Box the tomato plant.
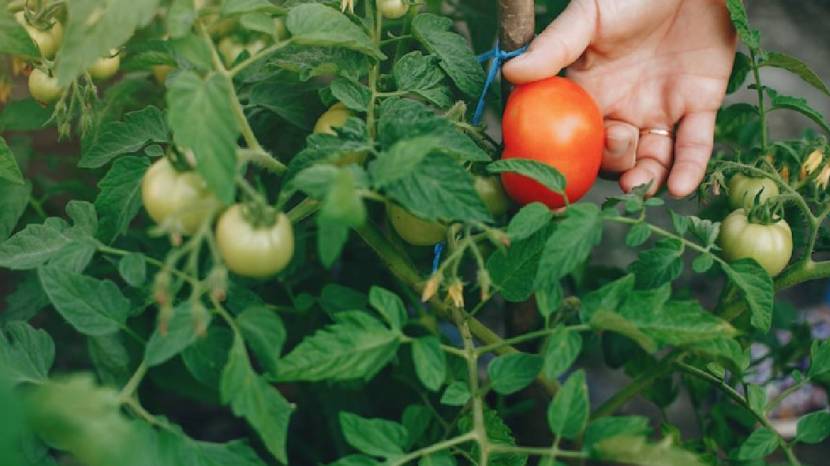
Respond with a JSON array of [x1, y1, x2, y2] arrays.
[[0, 1, 829, 466], [728, 173, 779, 209], [215, 204, 295, 278], [500, 76, 604, 208]]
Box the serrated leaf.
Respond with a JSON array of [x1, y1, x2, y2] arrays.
[[0, 137, 23, 185], [488, 353, 543, 395], [488, 224, 552, 302], [0, 224, 71, 270], [286, 4, 383, 59], [625, 222, 651, 247], [38, 267, 130, 336], [144, 304, 200, 367], [167, 71, 239, 203], [0, 322, 54, 385], [629, 239, 683, 289], [339, 412, 408, 458], [237, 306, 286, 376], [795, 411, 830, 444], [547, 370, 589, 439], [722, 259, 774, 331], [80, 106, 169, 168], [726, 0, 759, 49], [735, 427, 779, 460], [411, 336, 446, 392], [411, 14, 484, 98], [183, 326, 232, 388], [274, 311, 399, 382], [507, 202, 553, 241], [118, 253, 146, 287], [535, 203, 602, 286], [487, 159, 566, 196], [368, 286, 407, 330], [583, 416, 652, 450], [0, 5, 39, 57], [543, 327, 582, 379], [762, 52, 830, 97], [220, 337, 292, 463], [769, 91, 830, 135], [440, 381, 471, 406], [0, 180, 31, 242], [56, 0, 161, 85], [331, 77, 371, 112], [808, 339, 830, 378], [95, 156, 150, 243]]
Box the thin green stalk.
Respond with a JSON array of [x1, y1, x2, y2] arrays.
[[118, 361, 148, 403], [749, 49, 769, 150], [475, 324, 590, 355], [228, 39, 293, 78], [386, 433, 476, 466], [455, 308, 489, 464], [591, 352, 679, 419], [488, 444, 587, 459]]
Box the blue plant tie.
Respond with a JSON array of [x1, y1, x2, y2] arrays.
[[430, 41, 527, 274], [471, 40, 528, 126], [431, 242, 444, 274]]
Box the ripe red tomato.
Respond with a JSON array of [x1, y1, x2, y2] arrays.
[[500, 77, 604, 209]]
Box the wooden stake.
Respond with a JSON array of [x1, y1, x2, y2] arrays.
[[498, 0, 535, 51]]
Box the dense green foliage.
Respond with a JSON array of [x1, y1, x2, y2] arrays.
[[0, 0, 829, 465]]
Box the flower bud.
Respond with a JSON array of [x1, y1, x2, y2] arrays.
[[780, 166, 790, 183], [447, 280, 464, 308], [191, 301, 210, 336], [158, 301, 174, 336], [478, 269, 492, 301], [421, 273, 441, 302], [800, 149, 824, 179], [817, 164, 830, 191], [153, 271, 171, 305], [207, 267, 228, 302]]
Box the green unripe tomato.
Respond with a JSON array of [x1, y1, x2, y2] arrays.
[[313, 103, 352, 135], [380, 0, 409, 19], [728, 174, 779, 209], [28, 69, 63, 105], [88, 50, 120, 81], [475, 176, 510, 217], [215, 204, 295, 278], [16, 12, 61, 59], [719, 208, 792, 277], [387, 203, 447, 246], [152, 65, 175, 85], [141, 158, 218, 235]]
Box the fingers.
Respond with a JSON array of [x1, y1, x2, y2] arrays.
[[501, 0, 596, 84], [602, 120, 639, 172], [619, 131, 673, 195], [667, 111, 716, 198]]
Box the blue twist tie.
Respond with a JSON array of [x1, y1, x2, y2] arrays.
[[431, 242, 444, 274], [430, 41, 526, 273], [471, 40, 528, 126]]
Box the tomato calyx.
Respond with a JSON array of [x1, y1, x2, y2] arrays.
[[238, 202, 280, 230]]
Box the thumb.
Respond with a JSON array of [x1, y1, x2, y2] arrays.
[[501, 0, 596, 84]]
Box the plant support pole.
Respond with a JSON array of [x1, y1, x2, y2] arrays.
[[498, 0, 534, 52]]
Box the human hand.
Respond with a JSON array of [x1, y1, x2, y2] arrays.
[[502, 0, 737, 197]]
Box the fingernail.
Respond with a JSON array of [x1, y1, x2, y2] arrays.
[[606, 126, 631, 156]]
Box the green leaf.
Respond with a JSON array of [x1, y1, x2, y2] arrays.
[[625, 222, 651, 247], [419, 452, 456, 466], [440, 381, 471, 406], [735, 427, 779, 460], [88, 334, 131, 387], [144, 304, 201, 367], [722, 259, 774, 331], [274, 311, 399, 382], [25, 375, 138, 466], [1, 273, 50, 324], [761, 52, 830, 97], [237, 306, 286, 376], [0, 223, 71, 270], [0, 3, 38, 57], [727, 52, 752, 94], [458, 409, 526, 466], [580, 274, 635, 323], [118, 253, 146, 287], [686, 337, 749, 373], [547, 370, 589, 439], [328, 455, 379, 466], [726, 0, 759, 49], [590, 311, 656, 354], [95, 156, 150, 243], [339, 412, 408, 458], [747, 384, 766, 418], [808, 339, 830, 378], [0, 137, 23, 185], [488, 353, 543, 395], [167, 71, 239, 204], [411, 336, 446, 392], [38, 267, 130, 336], [384, 153, 491, 223], [507, 202, 553, 241], [331, 77, 371, 112], [629, 239, 683, 289], [768, 90, 830, 135], [316, 168, 366, 267], [487, 159, 566, 197], [487, 225, 552, 302], [56, 0, 161, 84], [222, 0, 281, 15], [795, 411, 830, 444], [183, 326, 232, 388], [411, 14, 484, 98], [286, 4, 384, 59], [167, 0, 197, 38], [542, 327, 582, 379], [593, 435, 705, 466], [0, 321, 54, 385], [692, 253, 714, 273], [0, 98, 53, 132], [393, 51, 453, 108], [535, 203, 602, 286], [249, 78, 324, 131], [220, 337, 293, 464], [79, 106, 169, 168], [368, 287, 408, 330], [583, 416, 652, 450], [267, 44, 370, 81], [0, 180, 32, 241]]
